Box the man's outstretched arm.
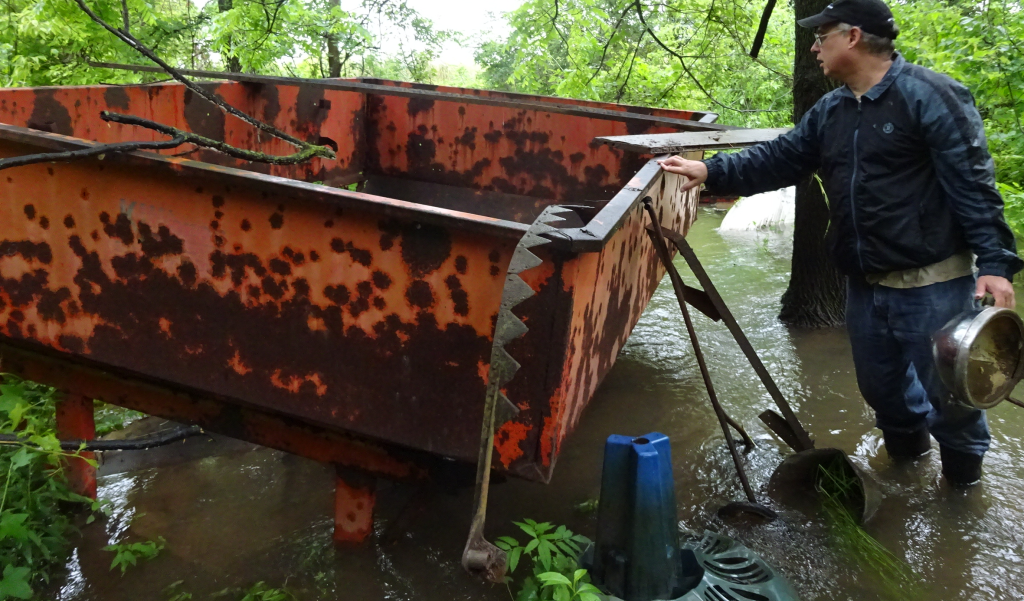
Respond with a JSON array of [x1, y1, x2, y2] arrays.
[[659, 94, 834, 196]]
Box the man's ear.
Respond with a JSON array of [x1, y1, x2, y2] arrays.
[[848, 27, 863, 49]]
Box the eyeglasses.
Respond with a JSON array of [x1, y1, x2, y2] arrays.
[[813, 29, 844, 46]]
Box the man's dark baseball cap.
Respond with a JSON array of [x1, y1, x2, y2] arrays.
[[797, 0, 899, 39]]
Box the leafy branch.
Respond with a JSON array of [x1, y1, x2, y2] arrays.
[[0, 0, 336, 173], [632, 0, 781, 114]]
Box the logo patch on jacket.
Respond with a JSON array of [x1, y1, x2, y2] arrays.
[[882, 122, 894, 134]]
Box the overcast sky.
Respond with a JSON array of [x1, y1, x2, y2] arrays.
[[378, 0, 526, 66]]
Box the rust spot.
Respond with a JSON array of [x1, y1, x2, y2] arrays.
[[490, 265, 500, 276], [1, 241, 53, 264], [269, 213, 284, 229], [212, 195, 225, 208], [356, 281, 372, 299], [240, 219, 251, 232], [63, 215, 76, 229], [80, 188, 90, 200], [329, 238, 372, 266], [324, 284, 350, 305], [269, 258, 291, 276], [23, 204, 35, 220], [103, 213, 134, 246], [488, 249, 500, 263], [138, 223, 184, 256], [405, 280, 434, 309], [27, 89, 72, 135], [371, 271, 391, 290], [184, 85, 226, 141], [400, 223, 451, 278], [309, 250, 320, 262], [407, 97, 434, 117], [177, 261, 197, 287], [455, 256, 468, 274], [104, 86, 130, 111], [39, 217, 49, 230], [445, 275, 469, 316]]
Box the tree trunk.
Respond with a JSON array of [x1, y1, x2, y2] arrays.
[[218, 0, 242, 73], [326, 0, 342, 77], [778, 0, 845, 327]]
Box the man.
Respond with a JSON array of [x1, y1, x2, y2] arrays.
[[659, 0, 1023, 486]]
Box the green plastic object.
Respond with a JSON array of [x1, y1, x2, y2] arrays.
[[596, 529, 801, 601]]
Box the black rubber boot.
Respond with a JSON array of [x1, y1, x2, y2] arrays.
[[882, 428, 931, 460], [940, 446, 983, 487]]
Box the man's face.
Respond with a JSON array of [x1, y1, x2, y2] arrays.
[[811, 24, 853, 78]]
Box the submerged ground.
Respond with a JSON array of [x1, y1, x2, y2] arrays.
[[51, 207, 1024, 600]]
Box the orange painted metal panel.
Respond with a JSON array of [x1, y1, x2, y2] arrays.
[[0, 79, 705, 482]]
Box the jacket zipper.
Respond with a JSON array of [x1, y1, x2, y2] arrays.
[[850, 98, 866, 273]]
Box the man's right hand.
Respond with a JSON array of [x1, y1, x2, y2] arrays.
[[657, 156, 708, 191]]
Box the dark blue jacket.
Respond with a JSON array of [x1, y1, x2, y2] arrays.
[[704, 54, 1023, 280]]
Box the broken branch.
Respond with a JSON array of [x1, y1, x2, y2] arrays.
[[0, 137, 186, 171]]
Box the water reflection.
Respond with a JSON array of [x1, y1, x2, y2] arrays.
[[51, 208, 1024, 600]]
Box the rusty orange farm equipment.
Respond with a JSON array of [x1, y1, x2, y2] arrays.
[[0, 73, 717, 570]]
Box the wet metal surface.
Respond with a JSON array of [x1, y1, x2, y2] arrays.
[[48, 209, 1024, 600]]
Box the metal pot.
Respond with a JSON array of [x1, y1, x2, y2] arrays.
[[933, 306, 1024, 409]]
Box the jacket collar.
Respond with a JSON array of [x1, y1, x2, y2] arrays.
[[838, 53, 905, 101]]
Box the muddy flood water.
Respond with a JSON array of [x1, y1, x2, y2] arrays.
[[49, 207, 1024, 601]]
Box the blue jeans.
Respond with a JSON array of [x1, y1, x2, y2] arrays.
[[846, 275, 990, 456]]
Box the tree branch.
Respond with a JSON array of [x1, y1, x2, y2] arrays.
[[616, 30, 645, 102], [1, 0, 338, 172], [749, 0, 777, 59], [0, 137, 185, 171], [633, 1, 781, 114], [100, 112, 334, 164], [72, 0, 330, 153], [120, 0, 130, 33], [584, 1, 636, 89]]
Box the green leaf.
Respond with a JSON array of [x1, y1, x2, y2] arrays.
[[538, 542, 551, 571], [0, 565, 33, 600], [536, 572, 572, 587], [573, 569, 587, 586], [509, 546, 523, 573], [524, 538, 540, 554]]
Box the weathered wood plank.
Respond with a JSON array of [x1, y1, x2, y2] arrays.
[[596, 127, 792, 153]]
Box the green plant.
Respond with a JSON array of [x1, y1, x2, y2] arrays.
[[816, 460, 923, 600], [495, 519, 594, 601], [536, 570, 602, 601], [163, 580, 193, 601], [0, 375, 102, 600], [93, 401, 145, 437], [998, 181, 1024, 239], [238, 582, 297, 601], [104, 536, 166, 574]]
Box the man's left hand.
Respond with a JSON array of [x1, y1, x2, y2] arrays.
[[975, 275, 1016, 309]]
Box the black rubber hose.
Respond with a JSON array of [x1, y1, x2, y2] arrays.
[[0, 424, 204, 451]]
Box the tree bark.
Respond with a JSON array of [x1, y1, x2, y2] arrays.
[[778, 0, 845, 327], [326, 0, 342, 77], [218, 0, 241, 73]]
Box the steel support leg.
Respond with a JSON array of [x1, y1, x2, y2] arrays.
[[55, 393, 97, 498], [334, 466, 375, 544]]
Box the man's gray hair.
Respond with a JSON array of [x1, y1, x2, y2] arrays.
[[836, 22, 895, 56]]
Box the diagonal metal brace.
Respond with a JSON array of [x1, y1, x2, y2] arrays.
[[648, 224, 815, 453]]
